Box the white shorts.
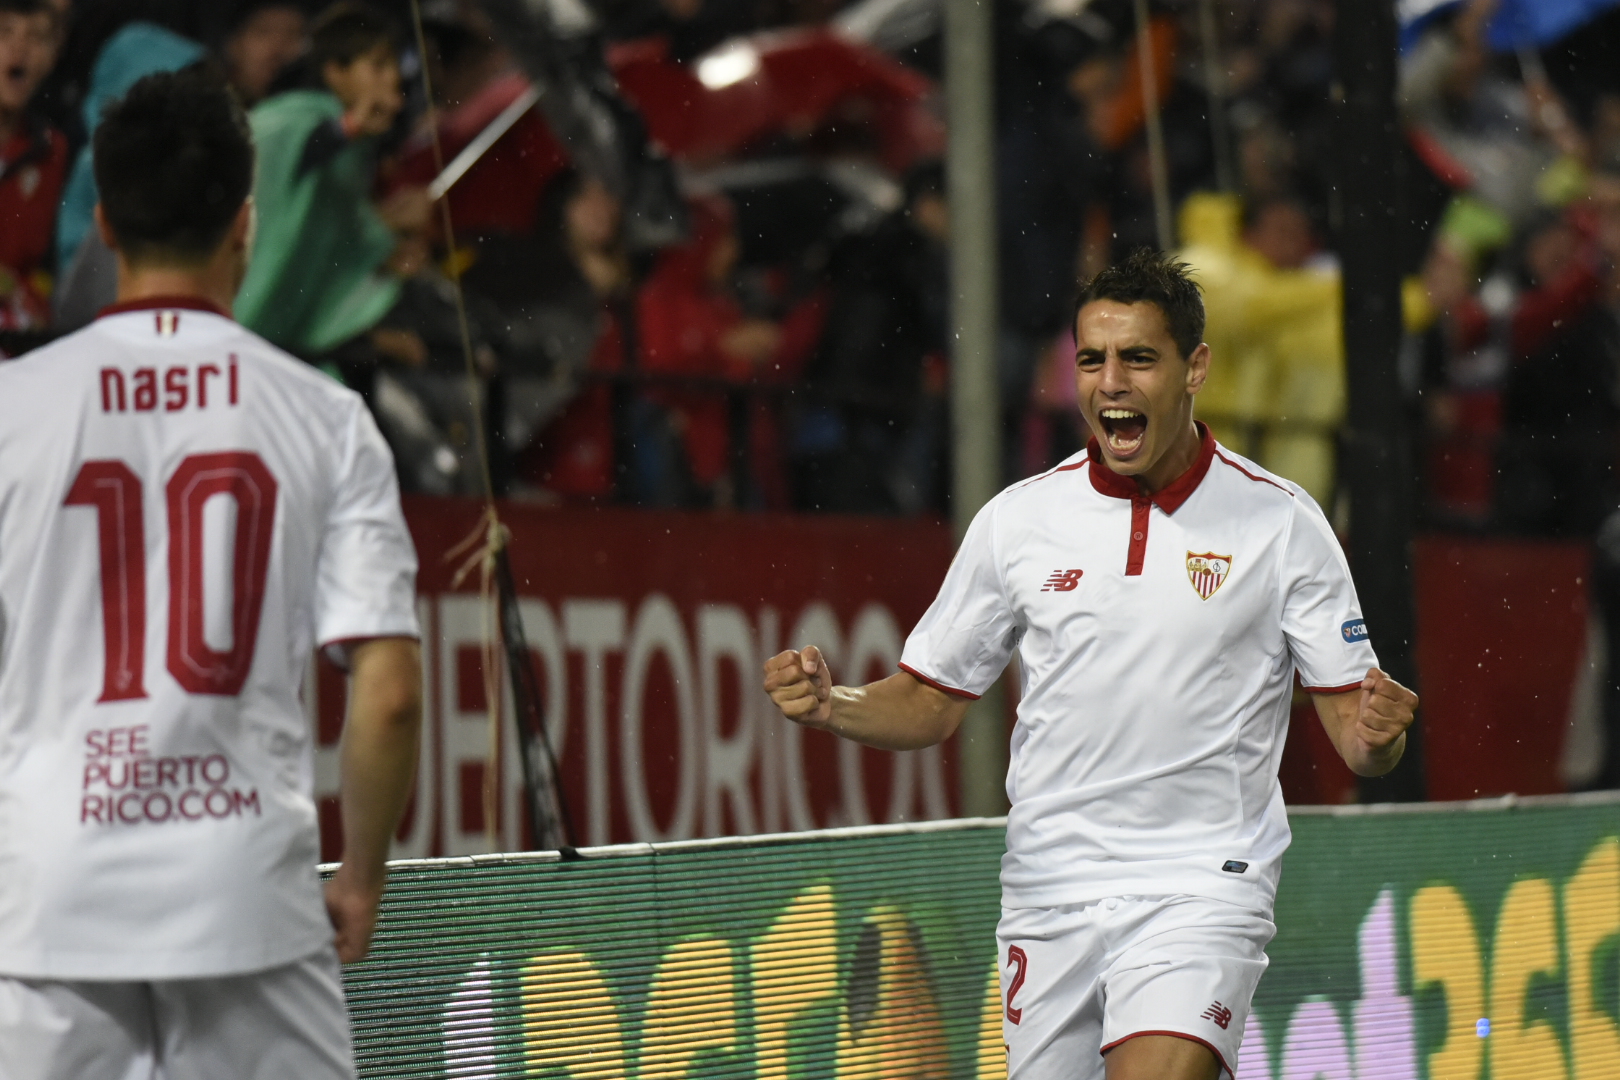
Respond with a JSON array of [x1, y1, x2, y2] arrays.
[[0, 947, 355, 1080], [997, 894, 1274, 1080]]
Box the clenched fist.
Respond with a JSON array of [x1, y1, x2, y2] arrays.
[[761, 646, 970, 751], [763, 646, 834, 729], [1356, 667, 1418, 749], [1312, 666, 1419, 777]]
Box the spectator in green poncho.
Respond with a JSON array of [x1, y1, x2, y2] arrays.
[[234, 1, 431, 366]]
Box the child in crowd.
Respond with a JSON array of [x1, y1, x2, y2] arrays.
[[234, 1, 431, 369]]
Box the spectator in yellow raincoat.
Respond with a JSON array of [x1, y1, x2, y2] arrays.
[[1178, 192, 1344, 507]]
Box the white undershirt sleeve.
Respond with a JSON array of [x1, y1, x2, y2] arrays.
[[1280, 492, 1379, 692], [313, 401, 421, 660], [899, 496, 1018, 698]]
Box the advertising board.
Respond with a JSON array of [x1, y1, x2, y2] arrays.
[[342, 797, 1620, 1079], [306, 506, 1601, 858], [307, 500, 960, 860]]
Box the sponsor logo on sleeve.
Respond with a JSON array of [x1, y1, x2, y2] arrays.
[[1222, 860, 1249, 874], [1342, 619, 1369, 643]]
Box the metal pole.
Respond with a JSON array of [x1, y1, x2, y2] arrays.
[[1334, 0, 1425, 801], [944, 0, 1006, 816], [1133, 0, 1174, 250], [1198, 0, 1235, 192]]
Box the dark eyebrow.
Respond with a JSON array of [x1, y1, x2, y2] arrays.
[[1075, 345, 1160, 362]]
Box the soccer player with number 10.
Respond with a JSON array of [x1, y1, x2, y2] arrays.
[[0, 70, 421, 1078], [765, 250, 1418, 1080]]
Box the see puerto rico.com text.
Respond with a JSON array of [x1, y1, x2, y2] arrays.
[[81, 725, 260, 826]]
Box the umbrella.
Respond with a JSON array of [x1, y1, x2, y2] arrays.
[[475, 0, 687, 251], [395, 28, 943, 225], [609, 28, 944, 175], [1400, 0, 1620, 51]]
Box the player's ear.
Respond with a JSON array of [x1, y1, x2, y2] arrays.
[[93, 203, 118, 252], [1185, 342, 1211, 396], [229, 198, 256, 253]]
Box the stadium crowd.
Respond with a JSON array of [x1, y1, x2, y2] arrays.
[[3, 0, 1620, 529]]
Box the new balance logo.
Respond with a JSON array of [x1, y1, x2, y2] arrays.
[[1201, 1002, 1233, 1030], [1040, 569, 1083, 592]]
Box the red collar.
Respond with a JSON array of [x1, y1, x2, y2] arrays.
[[97, 296, 231, 320], [1087, 421, 1216, 514]]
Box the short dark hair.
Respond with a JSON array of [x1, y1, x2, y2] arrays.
[[310, 1, 399, 70], [0, 0, 51, 15], [94, 66, 254, 265], [227, 0, 308, 35], [1071, 248, 1205, 359]]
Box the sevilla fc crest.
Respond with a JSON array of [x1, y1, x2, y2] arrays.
[[1186, 552, 1232, 600]]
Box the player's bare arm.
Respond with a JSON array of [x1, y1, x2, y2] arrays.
[[327, 637, 422, 963], [763, 646, 971, 751], [1311, 666, 1419, 777]]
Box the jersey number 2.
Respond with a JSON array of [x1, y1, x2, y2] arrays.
[[1005, 944, 1027, 1025], [66, 453, 279, 700]]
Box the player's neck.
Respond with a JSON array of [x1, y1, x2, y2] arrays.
[[1134, 419, 1203, 494], [114, 263, 237, 318]]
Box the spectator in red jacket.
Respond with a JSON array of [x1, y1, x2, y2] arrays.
[[637, 194, 824, 507], [1496, 208, 1618, 534], [0, 0, 65, 335]]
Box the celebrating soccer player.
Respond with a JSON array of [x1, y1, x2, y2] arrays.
[[765, 249, 1418, 1080], [0, 70, 421, 1078]]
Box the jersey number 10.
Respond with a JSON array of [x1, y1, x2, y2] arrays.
[[65, 452, 279, 701]]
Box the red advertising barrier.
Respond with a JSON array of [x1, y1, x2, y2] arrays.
[[1413, 535, 1589, 801], [308, 509, 1597, 858], [308, 500, 959, 860], [1277, 535, 1591, 805]]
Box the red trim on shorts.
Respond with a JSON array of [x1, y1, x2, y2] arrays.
[[1100, 1030, 1232, 1077], [1302, 681, 1362, 694], [898, 663, 981, 700]]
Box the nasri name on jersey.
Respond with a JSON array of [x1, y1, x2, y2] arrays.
[[99, 356, 240, 414]]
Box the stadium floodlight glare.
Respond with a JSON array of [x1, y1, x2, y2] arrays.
[[696, 42, 761, 89]]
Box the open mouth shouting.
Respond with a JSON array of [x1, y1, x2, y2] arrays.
[[1098, 407, 1148, 458]]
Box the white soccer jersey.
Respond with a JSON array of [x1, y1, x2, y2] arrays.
[[0, 299, 419, 980], [901, 425, 1376, 911]]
